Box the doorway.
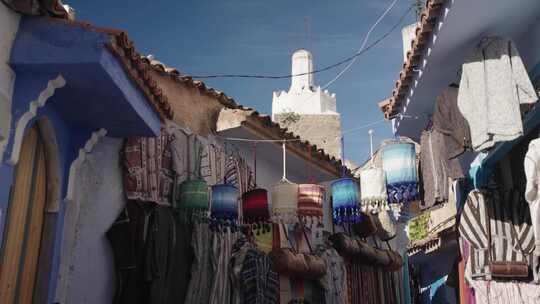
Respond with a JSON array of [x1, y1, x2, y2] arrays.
[[0, 124, 49, 304]]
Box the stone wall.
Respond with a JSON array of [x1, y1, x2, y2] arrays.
[[275, 113, 342, 159]]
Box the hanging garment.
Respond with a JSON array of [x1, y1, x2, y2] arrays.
[[209, 227, 238, 304], [240, 247, 280, 304], [457, 36, 537, 151], [169, 127, 190, 183], [107, 202, 176, 304], [420, 129, 464, 209], [317, 248, 347, 304], [167, 212, 194, 304], [524, 138, 540, 282], [184, 221, 213, 304], [458, 189, 535, 280], [469, 280, 540, 304], [230, 237, 252, 304], [122, 129, 174, 205], [360, 167, 388, 212], [382, 141, 419, 205], [432, 86, 472, 159]]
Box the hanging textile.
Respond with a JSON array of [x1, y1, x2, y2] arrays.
[[524, 138, 540, 283], [420, 129, 464, 210], [210, 184, 239, 221], [297, 184, 325, 224], [360, 167, 388, 213], [184, 221, 213, 304], [382, 141, 419, 205], [432, 86, 472, 159], [209, 226, 239, 304], [122, 128, 174, 205], [331, 178, 360, 224], [107, 201, 176, 304], [468, 280, 540, 304], [457, 36, 537, 151], [459, 189, 535, 280]]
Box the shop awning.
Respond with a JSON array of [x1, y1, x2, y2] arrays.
[[8, 17, 172, 138]]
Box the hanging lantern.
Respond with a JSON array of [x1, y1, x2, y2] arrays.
[[175, 179, 209, 211], [297, 184, 325, 223], [331, 178, 360, 224], [210, 184, 239, 220], [360, 167, 388, 212], [242, 188, 270, 223], [382, 141, 419, 205], [271, 181, 299, 223]]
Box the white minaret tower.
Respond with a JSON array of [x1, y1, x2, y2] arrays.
[[272, 49, 342, 158]]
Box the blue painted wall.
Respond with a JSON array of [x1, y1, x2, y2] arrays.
[[0, 16, 165, 303]]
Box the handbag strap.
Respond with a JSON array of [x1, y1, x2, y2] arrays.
[[299, 221, 314, 253], [281, 221, 298, 253]]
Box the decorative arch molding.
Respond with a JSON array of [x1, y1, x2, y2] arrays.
[[6, 74, 66, 166], [64, 128, 108, 204]]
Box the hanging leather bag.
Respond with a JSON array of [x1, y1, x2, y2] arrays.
[[269, 222, 326, 279], [372, 210, 396, 241], [486, 199, 529, 278], [352, 212, 378, 238]]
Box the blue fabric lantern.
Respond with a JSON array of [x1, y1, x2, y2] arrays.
[[210, 184, 239, 221], [382, 141, 419, 204], [331, 178, 360, 224]]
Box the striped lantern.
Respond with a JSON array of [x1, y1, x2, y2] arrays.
[[271, 181, 299, 223], [175, 179, 209, 211], [210, 184, 239, 220], [331, 178, 360, 224], [297, 184, 325, 224], [242, 188, 270, 223], [381, 142, 419, 205]]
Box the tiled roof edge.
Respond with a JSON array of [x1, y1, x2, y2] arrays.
[[380, 0, 447, 119]]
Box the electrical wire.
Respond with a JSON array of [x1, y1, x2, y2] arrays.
[[190, 3, 414, 80]]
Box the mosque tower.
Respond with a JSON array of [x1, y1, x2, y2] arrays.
[[272, 49, 342, 159]]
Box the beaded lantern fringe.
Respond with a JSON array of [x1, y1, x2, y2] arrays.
[[333, 206, 361, 225]]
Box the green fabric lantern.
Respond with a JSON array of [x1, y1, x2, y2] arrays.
[[175, 179, 209, 211]]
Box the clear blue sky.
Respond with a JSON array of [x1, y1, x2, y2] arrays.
[[68, 0, 416, 164]]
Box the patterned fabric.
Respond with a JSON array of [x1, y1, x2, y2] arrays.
[[297, 184, 325, 219], [122, 129, 174, 205], [209, 228, 238, 304], [382, 142, 419, 204], [230, 238, 252, 304], [360, 167, 388, 212], [459, 189, 535, 279], [318, 248, 347, 304], [458, 36, 537, 151], [240, 248, 280, 304], [469, 280, 540, 304]]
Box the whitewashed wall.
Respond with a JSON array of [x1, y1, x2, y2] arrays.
[[0, 5, 20, 161], [55, 137, 124, 304]]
